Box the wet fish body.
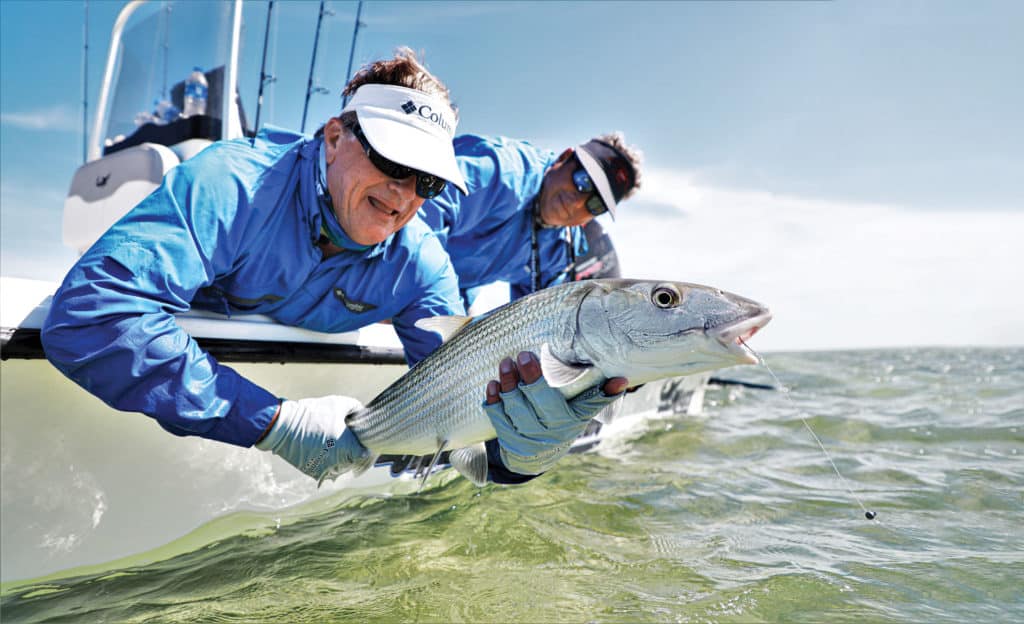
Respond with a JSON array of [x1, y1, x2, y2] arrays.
[[344, 279, 771, 483]]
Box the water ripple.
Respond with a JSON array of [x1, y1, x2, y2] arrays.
[[3, 347, 1022, 623]]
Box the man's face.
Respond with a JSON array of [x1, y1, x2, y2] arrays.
[[537, 148, 598, 227], [322, 117, 423, 246]]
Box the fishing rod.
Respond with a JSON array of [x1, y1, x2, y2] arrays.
[[300, 0, 332, 133], [82, 0, 89, 164], [708, 377, 776, 391], [251, 0, 275, 146], [160, 2, 170, 103], [341, 0, 364, 108]]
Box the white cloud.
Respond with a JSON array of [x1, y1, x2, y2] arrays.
[[1, 105, 81, 132], [603, 168, 1024, 351]]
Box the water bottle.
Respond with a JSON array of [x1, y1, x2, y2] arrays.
[[134, 110, 157, 127], [183, 67, 208, 117], [153, 98, 180, 124]]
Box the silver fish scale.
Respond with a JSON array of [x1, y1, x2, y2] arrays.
[[346, 283, 588, 456]]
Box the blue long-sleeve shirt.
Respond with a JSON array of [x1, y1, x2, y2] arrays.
[[418, 134, 585, 307], [42, 128, 464, 447]]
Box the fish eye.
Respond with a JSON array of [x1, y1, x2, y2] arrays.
[[652, 285, 680, 308]]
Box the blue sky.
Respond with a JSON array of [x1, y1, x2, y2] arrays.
[[1, 0, 1021, 350]]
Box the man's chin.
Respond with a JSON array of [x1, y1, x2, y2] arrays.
[[350, 209, 418, 246], [355, 232, 390, 246]]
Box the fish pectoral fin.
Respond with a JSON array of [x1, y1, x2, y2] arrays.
[[414, 315, 475, 343], [449, 443, 489, 486], [418, 439, 449, 491], [540, 343, 593, 388]]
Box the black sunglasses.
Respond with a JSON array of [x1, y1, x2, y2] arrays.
[[571, 165, 608, 217], [350, 123, 447, 199]]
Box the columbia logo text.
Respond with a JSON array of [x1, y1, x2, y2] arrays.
[[303, 438, 336, 476], [333, 288, 378, 313], [400, 100, 453, 135]]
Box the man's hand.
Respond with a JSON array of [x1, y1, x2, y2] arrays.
[[255, 396, 369, 482], [482, 351, 628, 476]]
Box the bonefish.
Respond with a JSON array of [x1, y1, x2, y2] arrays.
[[340, 279, 771, 484]]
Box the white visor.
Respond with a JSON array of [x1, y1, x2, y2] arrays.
[[342, 84, 467, 194], [575, 145, 618, 220]]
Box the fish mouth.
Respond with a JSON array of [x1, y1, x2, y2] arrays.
[[711, 308, 772, 363]]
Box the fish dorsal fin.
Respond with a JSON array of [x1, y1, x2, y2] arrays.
[[540, 343, 593, 388], [414, 315, 474, 343], [449, 443, 489, 486]]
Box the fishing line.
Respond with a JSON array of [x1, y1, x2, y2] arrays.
[[740, 338, 877, 521]]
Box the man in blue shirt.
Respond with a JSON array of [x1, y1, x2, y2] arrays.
[[419, 132, 642, 310], [42, 50, 626, 486]]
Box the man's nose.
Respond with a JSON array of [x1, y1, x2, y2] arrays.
[[567, 192, 594, 224], [388, 175, 418, 200], [569, 190, 589, 212]]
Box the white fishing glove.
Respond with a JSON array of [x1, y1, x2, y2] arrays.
[[255, 396, 370, 482]]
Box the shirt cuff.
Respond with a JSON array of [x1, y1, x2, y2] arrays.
[[203, 368, 282, 447], [485, 439, 541, 485]]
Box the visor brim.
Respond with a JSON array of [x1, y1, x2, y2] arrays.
[[575, 146, 616, 219], [357, 111, 467, 195]]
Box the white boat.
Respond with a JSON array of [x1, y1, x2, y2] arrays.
[[0, 0, 709, 584]]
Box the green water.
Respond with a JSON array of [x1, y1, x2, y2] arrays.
[[2, 348, 1022, 622]]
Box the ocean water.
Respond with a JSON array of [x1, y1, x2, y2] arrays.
[[1, 347, 1021, 623]]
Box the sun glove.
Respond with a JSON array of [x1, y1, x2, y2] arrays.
[[255, 396, 369, 482], [483, 378, 624, 476]]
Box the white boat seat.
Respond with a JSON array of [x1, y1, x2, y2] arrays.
[[62, 142, 180, 255]]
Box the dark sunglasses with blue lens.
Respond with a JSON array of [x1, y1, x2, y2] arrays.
[[349, 122, 447, 199], [571, 166, 608, 217]]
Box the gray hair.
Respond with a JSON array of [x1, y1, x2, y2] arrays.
[[316, 47, 457, 138], [342, 47, 457, 117]]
